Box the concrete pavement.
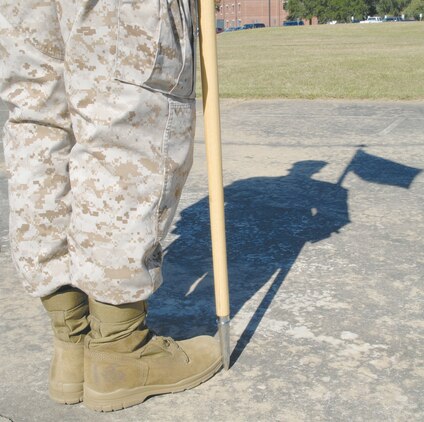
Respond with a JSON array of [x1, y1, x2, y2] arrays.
[[0, 99, 423, 421]]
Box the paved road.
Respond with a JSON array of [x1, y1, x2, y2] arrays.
[[1, 99, 423, 421]]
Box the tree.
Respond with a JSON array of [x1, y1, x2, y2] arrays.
[[321, 0, 369, 22], [376, 0, 410, 16], [404, 0, 424, 18], [286, 0, 368, 23], [285, 0, 319, 24], [285, 0, 414, 21], [364, 0, 378, 15]]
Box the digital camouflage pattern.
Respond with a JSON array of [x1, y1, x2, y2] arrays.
[[0, 0, 197, 304]]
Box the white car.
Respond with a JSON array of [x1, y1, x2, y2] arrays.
[[360, 16, 383, 23]]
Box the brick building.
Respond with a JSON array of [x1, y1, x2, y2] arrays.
[[215, 0, 316, 29]]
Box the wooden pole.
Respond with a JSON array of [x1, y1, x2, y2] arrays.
[[198, 0, 231, 368]]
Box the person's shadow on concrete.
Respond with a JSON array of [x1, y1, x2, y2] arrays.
[[149, 160, 350, 364], [149, 151, 421, 365]]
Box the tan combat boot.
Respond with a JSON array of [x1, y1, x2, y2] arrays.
[[84, 298, 222, 412], [41, 286, 89, 404]]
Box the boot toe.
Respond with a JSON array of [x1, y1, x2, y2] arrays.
[[178, 335, 222, 371]]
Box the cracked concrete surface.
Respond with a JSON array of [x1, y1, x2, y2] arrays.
[[0, 99, 423, 421]]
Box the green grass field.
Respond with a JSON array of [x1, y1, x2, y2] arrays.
[[197, 23, 424, 100]]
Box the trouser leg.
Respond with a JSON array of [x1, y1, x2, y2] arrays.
[[0, 1, 73, 296], [62, 0, 195, 304], [1, 0, 196, 303]]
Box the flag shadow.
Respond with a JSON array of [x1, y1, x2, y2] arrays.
[[148, 152, 421, 366]]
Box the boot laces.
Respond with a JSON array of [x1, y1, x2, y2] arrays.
[[142, 332, 189, 362]]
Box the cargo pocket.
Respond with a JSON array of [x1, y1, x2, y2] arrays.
[[156, 99, 195, 239], [114, 0, 196, 99]]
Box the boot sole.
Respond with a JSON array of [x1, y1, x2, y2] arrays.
[[83, 357, 223, 412], [50, 382, 84, 405]]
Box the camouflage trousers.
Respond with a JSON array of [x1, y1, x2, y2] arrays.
[[0, 0, 197, 304]]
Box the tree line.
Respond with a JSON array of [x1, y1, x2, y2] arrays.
[[285, 0, 424, 23]]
